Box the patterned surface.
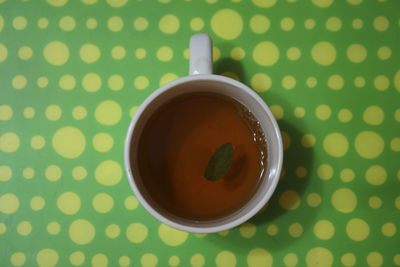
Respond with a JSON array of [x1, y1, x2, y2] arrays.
[[1, 0, 400, 266]]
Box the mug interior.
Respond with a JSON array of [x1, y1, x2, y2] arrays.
[[125, 75, 282, 233]]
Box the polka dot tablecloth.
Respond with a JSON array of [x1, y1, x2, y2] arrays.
[[0, 0, 399, 266]]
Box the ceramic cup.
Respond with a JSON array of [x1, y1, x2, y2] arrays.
[[124, 33, 283, 233]]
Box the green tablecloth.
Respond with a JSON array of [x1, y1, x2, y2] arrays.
[[1, 0, 399, 266]]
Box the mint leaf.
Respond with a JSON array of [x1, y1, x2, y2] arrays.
[[204, 142, 234, 181]]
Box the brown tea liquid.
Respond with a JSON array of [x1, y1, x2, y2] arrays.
[[136, 93, 267, 220]]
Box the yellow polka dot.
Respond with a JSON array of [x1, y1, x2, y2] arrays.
[[346, 218, 370, 241], [288, 222, 303, 237], [69, 219, 95, 245], [0, 43, 7, 63], [12, 75, 27, 90], [218, 230, 229, 236], [82, 0, 98, 4], [24, 107, 35, 119], [352, 18, 363, 29], [126, 223, 148, 243], [367, 252, 383, 267], [247, 248, 272, 267], [129, 106, 139, 118], [250, 73, 271, 93], [311, 42, 336, 66], [211, 9, 242, 40], [355, 131, 384, 159], [294, 107, 305, 118], [249, 14, 270, 34], [306, 77, 317, 88], [280, 17, 294, 31], [46, 221, 60, 235], [95, 160, 122, 186], [157, 46, 173, 62], [282, 75, 296, 90], [266, 224, 278, 236], [307, 193, 321, 207], [46, 0, 67, 6], [72, 166, 87, 181], [341, 253, 356, 267], [95, 100, 122, 125], [59, 16, 75, 31], [391, 138, 400, 152], [381, 222, 396, 237], [135, 48, 146, 59], [72, 106, 87, 120], [338, 108, 352, 123], [315, 104, 331, 120], [112, 46, 128, 60], [37, 17, 49, 29], [134, 17, 148, 31], [17, 221, 32, 236], [45, 105, 62, 121], [270, 105, 284, 120], [92, 254, 108, 267], [0, 15, 3, 32], [107, 75, 124, 91], [0, 132, 20, 152], [313, 220, 334, 240], [326, 16, 342, 31], [134, 76, 149, 90], [394, 70, 400, 92], [363, 105, 384, 125], [43, 41, 69, 66], [140, 254, 158, 267], [283, 253, 297, 267], [396, 197, 400, 210], [304, 18, 316, 30], [190, 17, 204, 31], [368, 196, 382, 209], [374, 75, 390, 91], [0, 105, 12, 121], [306, 247, 333, 267], [11, 252, 26, 266], [22, 167, 34, 179], [301, 134, 316, 148], [30, 196, 45, 211], [347, 44, 367, 63], [0, 165, 11, 181], [340, 168, 354, 183], [107, 16, 123, 32], [52, 127, 85, 158], [160, 73, 179, 86], [92, 133, 113, 153], [119, 256, 130, 267], [37, 77, 48, 88], [124, 195, 139, 210], [106, 0, 127, 7], [169, 256, 180, 267], [281, 131, 291, 150], [0, 223, 6, 234], [239, 222, 256, 238], [13, 16, 27, 30], [317, 164, 333, 180], [374, 16, 389, 31], [104, 224, 120, 239], [158, 223, 188, 246], [70, 251, 85, 266], [353, 77, 365, 88], [365, 165, 387, 186], [323, 133, 348, 157], [190, 253, 205, 267], [86, 18, 97, 29], [159, 14, 180, 34], [295, 166, 307, 178], [377, 46, 391, 60], [286, 47, 301, 61], [327, 74, 344, 90], [80, 44, 100, 63], [252, 0, 276, 7], [347, 0, 362, 4], [279, 190, 300, 210], [57, 192, 80, 215], [216, 251, 236, 267], [18, 46, 33, 60], [82, 73, 102, 92], [312, 0, 333, 7], [92, 193, 114, 213], [36, 248, 59, 267], [253, 41, 279, 66], [59, 74, 76, 90], [331, 188, 357, 213]]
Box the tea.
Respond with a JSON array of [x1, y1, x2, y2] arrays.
[[136, 92, 267, 220]]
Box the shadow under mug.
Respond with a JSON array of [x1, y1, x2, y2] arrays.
[[124, 33, 283, 233]]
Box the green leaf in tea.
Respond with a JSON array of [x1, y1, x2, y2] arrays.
[[204, 142, 234, 181]]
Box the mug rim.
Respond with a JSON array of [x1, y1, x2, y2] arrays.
[[124, 74, 283, 233]]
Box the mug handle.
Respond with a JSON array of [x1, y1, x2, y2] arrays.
[[189, 33, 213, 75]]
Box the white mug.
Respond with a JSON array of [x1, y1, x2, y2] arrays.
[[124, 33, 283, 233]]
